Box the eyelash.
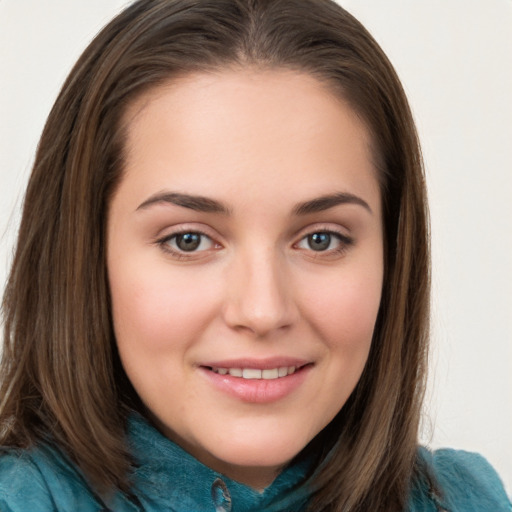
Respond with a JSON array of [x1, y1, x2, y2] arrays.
[[294, 229, 354, 258], [155, 227, 354, 260], [156, 228, 217, 260]]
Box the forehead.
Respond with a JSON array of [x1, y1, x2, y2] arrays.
[[122, 67, 371, 155], [116, 68, 380, 214]]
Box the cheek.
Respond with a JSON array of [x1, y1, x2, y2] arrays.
[[108, 259, 220, 353], [303, 264, 383, 354]]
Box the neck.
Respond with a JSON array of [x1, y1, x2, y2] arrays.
[[149, 412, 284, 490]]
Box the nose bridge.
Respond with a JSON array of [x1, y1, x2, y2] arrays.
[[223, 243, 296, 336]]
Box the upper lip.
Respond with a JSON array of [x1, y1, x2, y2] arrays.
[[199, 357, 311, 370]]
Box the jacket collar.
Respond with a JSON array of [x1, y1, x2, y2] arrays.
[[126, 413, 312, 511]]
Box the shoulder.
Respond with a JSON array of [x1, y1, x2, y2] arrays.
[[0, 444, 107, 512], [0, 447, 56, 511], [418, 447, 511, 512]]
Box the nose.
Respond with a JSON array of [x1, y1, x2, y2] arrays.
[[222, 247, 298, 337]]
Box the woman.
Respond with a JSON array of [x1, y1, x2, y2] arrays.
[[0, 0, 510, 510]]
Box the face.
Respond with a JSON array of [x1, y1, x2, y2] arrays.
[[107, 69, 383, 488]]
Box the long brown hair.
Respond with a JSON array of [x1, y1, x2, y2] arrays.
[[0, 1, 430, 510]]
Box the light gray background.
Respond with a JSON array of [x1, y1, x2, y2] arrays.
[[1, 0, 511, 495]]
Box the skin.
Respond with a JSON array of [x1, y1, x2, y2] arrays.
[[107, 69, 384, 489]]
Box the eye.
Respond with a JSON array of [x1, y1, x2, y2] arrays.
[[296, 231, 351, 253], [161, 231, 215, 253]]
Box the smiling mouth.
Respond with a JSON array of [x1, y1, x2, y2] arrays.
[[204, 364, 310, 380], [200, 362, 313, 402]]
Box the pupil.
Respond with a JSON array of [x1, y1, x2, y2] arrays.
[[176, 233, 201, 251], [308, 233, 331, 251]]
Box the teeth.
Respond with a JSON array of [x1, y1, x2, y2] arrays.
[[243, 368, 261, 379], [212, 366, 299, 379], [278, 367, 288, 377], [262, 368, 278, 379]]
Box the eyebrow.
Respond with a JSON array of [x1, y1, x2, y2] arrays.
[[136, 190, 371, 216], [293, 192, 372, 215], [136, 192, 231, 214]]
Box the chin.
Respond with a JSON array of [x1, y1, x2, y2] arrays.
[[205, 430, 309, 470]]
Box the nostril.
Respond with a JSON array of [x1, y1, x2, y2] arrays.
[[221, 259, 299, 336]]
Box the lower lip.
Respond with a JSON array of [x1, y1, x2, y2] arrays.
[[200, 365, 312, 403]]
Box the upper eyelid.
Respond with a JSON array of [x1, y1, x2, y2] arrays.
[[295, 231, 352, 248], [155, 223, 219, 241], [160, 227, 210, 239], [293, 223, 352, 240], [158, 230, 216, 247], [154, 222, 352, 246]]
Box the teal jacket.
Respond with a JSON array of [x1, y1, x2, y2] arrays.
[[0, 414, 510, 511]]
